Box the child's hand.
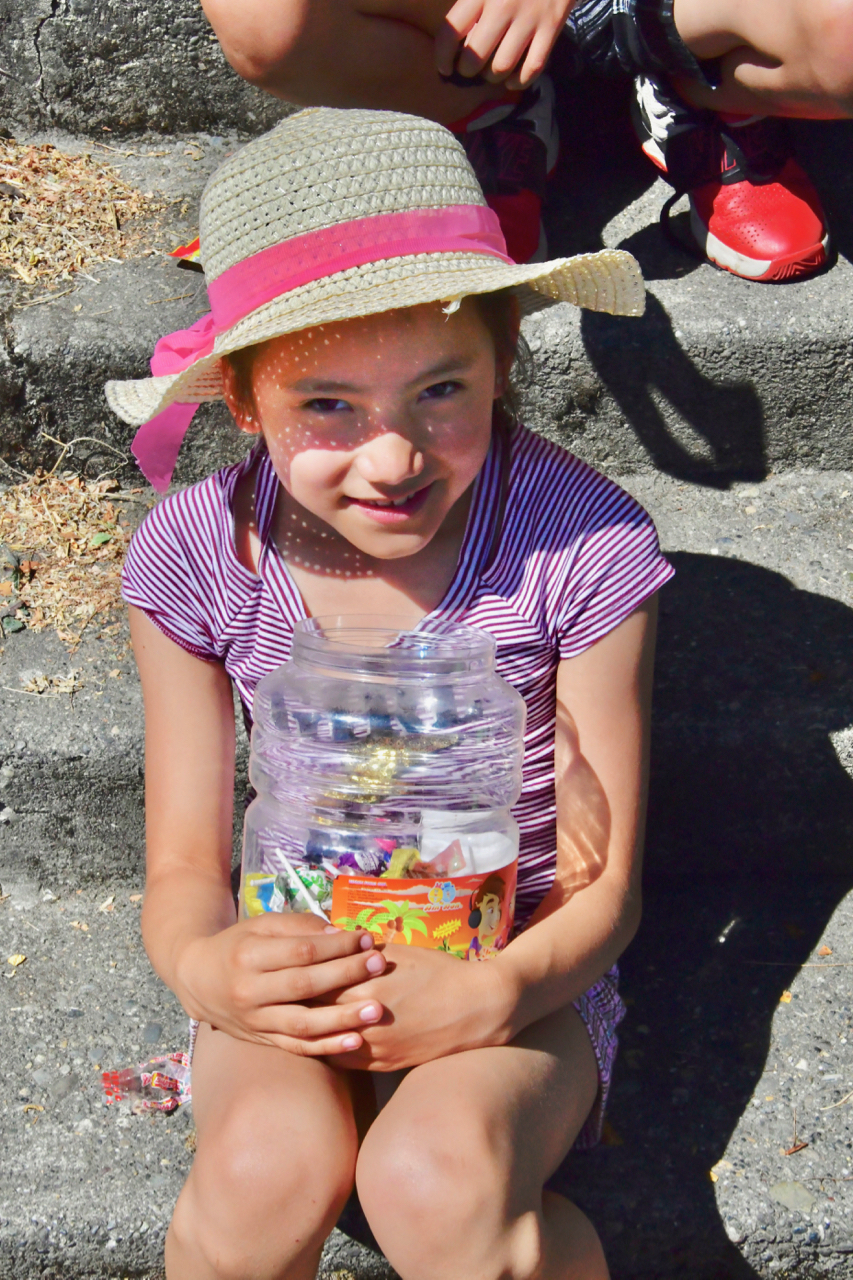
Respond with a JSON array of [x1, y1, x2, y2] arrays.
[[435, 0, 576, 89], [323, 947, 513, 1072], [175, 915, 387, 1057]]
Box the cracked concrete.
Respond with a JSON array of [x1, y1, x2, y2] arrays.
[[0, 0, 289, 136], [32, 1, 64, 110]]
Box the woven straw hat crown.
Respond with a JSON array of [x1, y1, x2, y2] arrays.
[[105, 107, 645, 438], [200, 108, 487, 282]]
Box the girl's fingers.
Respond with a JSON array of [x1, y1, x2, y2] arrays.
[[435, 0, 484, 74], [242, 923, 376, 974], [273, 1030, 366, 1057], [252, 997, 384, 1046], [456, 11, 513, 77], [516, 20, 563, 85], [251, 946, 387, 1007]]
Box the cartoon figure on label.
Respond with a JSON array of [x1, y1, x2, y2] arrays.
[[428, 881, 456, 907], [466, 873, 507, 961]]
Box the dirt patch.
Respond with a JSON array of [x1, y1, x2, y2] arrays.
[[0, 139, 167, 292], [0, 471, 145, 648]]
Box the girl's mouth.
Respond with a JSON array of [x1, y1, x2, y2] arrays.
[[346, 484, 432, 523]]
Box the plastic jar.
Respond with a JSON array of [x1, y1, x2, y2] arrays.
[[240, 616, 526, 959]]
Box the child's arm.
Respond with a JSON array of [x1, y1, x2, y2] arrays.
[[325, 597, 656, 1071], [130, 608, 387, 1056]]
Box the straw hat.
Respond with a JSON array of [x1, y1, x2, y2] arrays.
[[104, 108, 644, 487]]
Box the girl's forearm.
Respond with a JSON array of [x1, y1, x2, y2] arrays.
[[490, 873, 641, 1043], [141, 864, 237, 1000]]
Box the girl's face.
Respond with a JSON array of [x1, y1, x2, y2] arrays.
[[224, 300, 507, 561]]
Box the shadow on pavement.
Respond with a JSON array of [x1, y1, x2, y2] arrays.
[[553, 552, 853, 1278], [581, 297, 766, 486], [544, 67, 853, 490], [545, 65, 767, 488]]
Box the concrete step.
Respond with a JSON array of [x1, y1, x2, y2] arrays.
[[2, 468, 850, 887], [2, 83, 853, 485], [1, 468, 851, 1277]]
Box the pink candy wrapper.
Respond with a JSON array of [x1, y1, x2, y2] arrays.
[[101, 1053, 191, 1113]]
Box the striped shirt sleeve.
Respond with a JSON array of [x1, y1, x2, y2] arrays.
[[552, 475, 674, 660], [121, 490, 222, 661]]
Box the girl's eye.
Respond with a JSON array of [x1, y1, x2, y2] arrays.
[[419, 380, 461, 402], [304, 398, 352, 414]]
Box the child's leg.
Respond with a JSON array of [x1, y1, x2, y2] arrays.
[[200, 0, 497, 123], [356, 1003, 609, 1280], [167, 1023, 359, 1280], [672, 0, 853, 118]]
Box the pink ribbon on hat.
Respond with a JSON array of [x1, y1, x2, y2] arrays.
[[131, 204, 512, 491]]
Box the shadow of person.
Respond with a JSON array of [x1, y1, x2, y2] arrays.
[[580, 296, 766, 487], [552, 552, 853, 1278]]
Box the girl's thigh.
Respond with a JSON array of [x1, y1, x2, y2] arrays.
[[357, 1002, 599, 1228]]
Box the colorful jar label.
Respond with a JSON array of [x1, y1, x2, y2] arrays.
[[330, 862, 517, 960]]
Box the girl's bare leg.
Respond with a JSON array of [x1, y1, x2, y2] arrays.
[[200, 0, 498, 123], [672, 0, 853, 118], [166, 1023, 359, 1280], [356, 1003, 609, 1280]]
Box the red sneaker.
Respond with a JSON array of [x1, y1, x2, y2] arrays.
[[633, 75, 830, 282], [450, 76, 559, 264]]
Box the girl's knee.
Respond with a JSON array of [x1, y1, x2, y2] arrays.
[[174, 1093, 356, 1277], [357, 1108, 505, 1270], [201, 0, 312, 90]]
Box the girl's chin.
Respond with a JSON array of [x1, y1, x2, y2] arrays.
[[345, 529, 435, 560]]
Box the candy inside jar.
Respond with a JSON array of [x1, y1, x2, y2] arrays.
[[240, 617, 526, 959]]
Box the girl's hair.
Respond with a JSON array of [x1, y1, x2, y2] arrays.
[[222, 289, 530, 424]]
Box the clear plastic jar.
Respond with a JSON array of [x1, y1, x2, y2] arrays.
[[240, 617, 526, 959]]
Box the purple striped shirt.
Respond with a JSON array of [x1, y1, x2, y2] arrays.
[[122, 423, 673, 1145], [123, 422, 672, 927]]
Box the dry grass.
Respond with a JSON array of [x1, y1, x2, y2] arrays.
[[0, 470, 140, 648], [0, 139, 165, 289]]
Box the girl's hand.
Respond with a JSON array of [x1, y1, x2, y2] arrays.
[[175, 914, 387, 1057], [323, 947, 514, 1072], [435, 0, 576, 89]]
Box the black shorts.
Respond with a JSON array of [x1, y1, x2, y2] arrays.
[[564, 0, 720, 86]]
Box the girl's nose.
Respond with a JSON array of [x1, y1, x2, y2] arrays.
[[356, 432, 425, 487]]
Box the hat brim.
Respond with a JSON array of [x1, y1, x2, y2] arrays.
[[106, 247, 644, 428]]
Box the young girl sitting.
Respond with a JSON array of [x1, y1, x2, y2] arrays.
[[107, 108, 673, 1280]]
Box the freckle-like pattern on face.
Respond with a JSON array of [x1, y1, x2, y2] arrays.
[[238, 301, 496, 581]]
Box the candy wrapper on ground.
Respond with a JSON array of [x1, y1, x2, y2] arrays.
[[102, 1053, 191, 1114]]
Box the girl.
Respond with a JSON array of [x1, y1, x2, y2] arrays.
[[107, 108, 673, 1280]]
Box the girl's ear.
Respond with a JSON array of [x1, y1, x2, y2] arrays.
[[221, 357, 262, 436]]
